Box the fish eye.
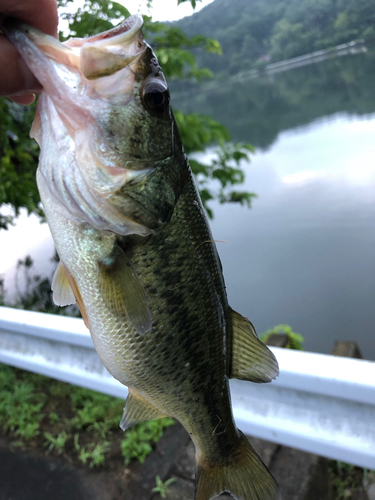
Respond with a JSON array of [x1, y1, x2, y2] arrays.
[[141, 78, 170, 117]]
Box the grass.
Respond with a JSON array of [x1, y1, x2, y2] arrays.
[[121, 419, 174, 465], [74, 434, 111, 468], [44, 431, 68, 453], [152, 475, 177, 498], [328, 460, 372, 499], [2, 363, 372, 499], [0, 362, 174, 468], [260, 324, 304, 350], [0, 364, 45, 439]]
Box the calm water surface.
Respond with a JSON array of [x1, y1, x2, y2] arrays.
[[173, 51, 375, 359], [1, 51, 375, 358], [205, 116, 375, 359]]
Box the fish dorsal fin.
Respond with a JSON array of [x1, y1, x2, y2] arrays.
[[230, 308, 279, 383], [52, 261, 76, 306], [120, 389, 167, 431], [98, 245, 152, 335]]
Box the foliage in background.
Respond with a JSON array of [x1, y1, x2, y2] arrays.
[[174, 111, 257, 216], [0, 362, 174, 467], [0, 101, 42, 229], [0, 0, 254, 230], [175, 0, 375, 78], [328, 460, 373, 499], [260, 324, 304, 350]]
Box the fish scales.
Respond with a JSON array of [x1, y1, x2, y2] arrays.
[[4, 13, 280, 500], [119, 175, 233, 447]]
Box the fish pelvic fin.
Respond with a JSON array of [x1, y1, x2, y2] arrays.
[[52, 261, 76, 307], [196, 431, 280, 500], [52, 261, 90, 329], [120, 389, 167, 431], [230, 308, 279, 383]]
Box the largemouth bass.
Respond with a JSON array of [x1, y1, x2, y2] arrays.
[[4, 15, 280, 500]]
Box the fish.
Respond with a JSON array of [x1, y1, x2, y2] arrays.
[[4, 14, 280, 500]]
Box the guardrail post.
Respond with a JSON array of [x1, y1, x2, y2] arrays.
[[261, 336, 330, 500], [263, 338, 370, 499], [332, 341, 362, 359]]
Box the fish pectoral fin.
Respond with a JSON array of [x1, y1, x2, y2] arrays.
[[98, 245, 152, 335], [120, 389, 167, 431], [230, 308, 279, 383], [51, 261, 76, 306]]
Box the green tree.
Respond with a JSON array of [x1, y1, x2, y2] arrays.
[[0, 100, 42, 229], [0, 0, 254, 230], [173, 0, 375, 77], [269, 19, 306, 61]]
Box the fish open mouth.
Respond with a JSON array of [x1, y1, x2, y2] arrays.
[[3, 15, 145, 82]]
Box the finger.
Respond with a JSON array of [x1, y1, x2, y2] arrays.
[[9, 94, 36, 105], [0, 0, 58, 37], [0, 34, 42, 97], [0, 0, 58, 97]]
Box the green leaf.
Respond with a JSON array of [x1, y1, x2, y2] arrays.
[[177, 0, 198, 8], [260, 325, 305, 350]]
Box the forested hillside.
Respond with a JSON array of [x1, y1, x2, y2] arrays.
[[176, 0, 375, 77], [172, 51, 375, 149]]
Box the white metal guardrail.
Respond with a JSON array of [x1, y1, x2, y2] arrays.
[[0, 306, 374, 469]]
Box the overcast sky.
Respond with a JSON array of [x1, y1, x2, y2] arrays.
[[117, 0, 215, 22]]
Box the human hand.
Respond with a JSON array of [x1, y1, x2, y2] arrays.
[[0, 0, 58, 104]]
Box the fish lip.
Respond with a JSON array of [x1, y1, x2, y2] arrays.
[[2, 15, 145, 80], [68, 14, 144, 48], [2, 14, 143, 48]]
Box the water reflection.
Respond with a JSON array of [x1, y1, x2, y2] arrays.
[[172, 51, 375, 149], [174, 52, 375, 358], [205, 114, 375, 359]]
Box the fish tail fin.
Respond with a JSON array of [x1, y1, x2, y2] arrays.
[[196, 431, 280, 500]]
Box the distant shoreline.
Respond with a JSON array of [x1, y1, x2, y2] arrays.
[[171, 39, 373, 97]]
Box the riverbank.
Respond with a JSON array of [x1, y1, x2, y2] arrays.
[[1, 414, 372, 500], [0, 340, 373, 499]]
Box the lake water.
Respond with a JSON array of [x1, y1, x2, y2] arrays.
[[1, 50, 375, 359], [172, 49, 375, 359]]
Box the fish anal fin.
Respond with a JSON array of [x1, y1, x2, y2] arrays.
[[52, 261, 76, 307], [63, 267, 90, 329], [120, 389, 167, 431], [230, 308, 279, 383], [196, 431, 280, 500], [98, 245, 152, 335]]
